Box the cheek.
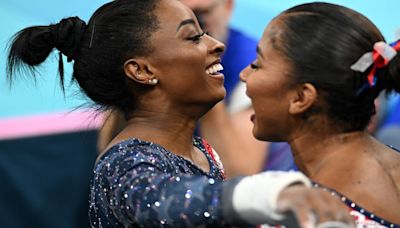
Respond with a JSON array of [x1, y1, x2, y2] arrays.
[[158, 48, 206, 79], [246, 74, 268, 103], [173, 51, 204, 68]]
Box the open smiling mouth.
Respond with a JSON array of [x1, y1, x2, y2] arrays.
[[206, 63, 224, 78]]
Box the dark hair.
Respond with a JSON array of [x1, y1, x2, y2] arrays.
[[7, 0, 159, 115], [271, 2, 400, 132]]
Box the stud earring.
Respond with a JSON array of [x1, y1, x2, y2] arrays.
[[148, 78, 158, 85]]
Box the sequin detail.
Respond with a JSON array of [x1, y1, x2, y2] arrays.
[[89, 137, 232, 227], [313, 183, 399, 228]]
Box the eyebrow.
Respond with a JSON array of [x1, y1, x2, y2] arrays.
[[176, 19, 196, 32], [256, 46, 264, 59]]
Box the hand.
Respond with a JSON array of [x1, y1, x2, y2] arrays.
[[277, 185, 354, 228]]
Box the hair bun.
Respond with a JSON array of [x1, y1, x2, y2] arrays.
[[51, 17, 86, 62]]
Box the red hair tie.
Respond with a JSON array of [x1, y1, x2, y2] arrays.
[[351, 40, 400, 88]]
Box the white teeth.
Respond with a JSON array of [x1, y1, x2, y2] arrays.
[[206, 63, 224, 75]]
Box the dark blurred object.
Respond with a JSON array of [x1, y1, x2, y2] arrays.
[[193, 10, 206, 30], [0, 130, 98, 228]]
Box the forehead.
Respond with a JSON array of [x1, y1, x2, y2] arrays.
[[156, 0, 195, 24], [149, 0, 199, 51], [152, 0, 199, 40], [260, 18, 286, 51], [155, 0, 196, 35]]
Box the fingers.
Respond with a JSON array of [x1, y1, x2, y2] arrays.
[[276, 185, 355, 228], [277, 193, 317, 228]]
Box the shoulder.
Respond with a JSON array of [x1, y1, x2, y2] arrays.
[[94, 138, 171, 177], [313, 183, 400, 227]]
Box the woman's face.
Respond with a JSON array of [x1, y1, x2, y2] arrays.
[[240, 20, 296, 141], [147, 0, 226, 111]]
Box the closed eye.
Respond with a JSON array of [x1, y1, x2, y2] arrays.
[[186, 31, 206, 42], [250, 63, 260, 69]]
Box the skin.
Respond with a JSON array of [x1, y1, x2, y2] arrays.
[[106, 0, 226, 172], [100, 1, 354, 226], [1, 0, 374, 226], [199, 102, 268, 177], [180, 0, 268, 177], [241, 16, 400, 223], [98, 0, 268, 178]]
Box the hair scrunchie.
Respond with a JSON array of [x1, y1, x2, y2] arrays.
[[50, 16, 87, 62]]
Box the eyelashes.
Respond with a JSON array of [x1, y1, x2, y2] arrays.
[[250, 63, 260, 69], [186, 31, 207, 42]]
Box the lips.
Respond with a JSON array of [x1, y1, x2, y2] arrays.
[[205, 59, 224, 81]]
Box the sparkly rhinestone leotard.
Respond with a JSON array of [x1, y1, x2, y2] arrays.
[[89, 136, 237, 227], [313, 183, 400, 228], [312, 146, 400, 228]]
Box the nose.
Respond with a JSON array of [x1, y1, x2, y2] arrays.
[[240, 65, 250, 82], [207, 34, 225, 55]]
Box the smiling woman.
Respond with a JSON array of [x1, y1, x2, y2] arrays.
[[6, 0, 355, 227], [240, 2, 400, 227]]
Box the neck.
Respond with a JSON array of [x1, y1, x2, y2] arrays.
[[289, 129, 369, 179], [118, 109, 198, 160]]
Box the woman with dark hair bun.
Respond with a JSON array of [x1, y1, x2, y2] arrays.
[[241, 2, 400, 227], [6, 0, 354, 227]]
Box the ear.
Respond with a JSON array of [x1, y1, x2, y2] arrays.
[[124, 59, 156, 85], [289, 83, 318, 115]]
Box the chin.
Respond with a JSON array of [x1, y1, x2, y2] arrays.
[[253, 126, 274, 142], [255, 132, 285, 142], [217, 87, 226, 99], [210, 89, 226, 104], [253, 132, 267, 141], [252, 126, 265, 141], [216, 93, 226, 102], [197, 89, 226, 115], [210, 96, 224, 108]]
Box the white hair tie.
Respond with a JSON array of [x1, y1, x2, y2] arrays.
[[350, 40, 400, 90], [350, 41, 397, 73]]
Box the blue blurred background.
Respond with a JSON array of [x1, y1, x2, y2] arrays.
[[0, 0, 399, 227]]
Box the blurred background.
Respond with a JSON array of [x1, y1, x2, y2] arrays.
[[0, 0, 399, 227]]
